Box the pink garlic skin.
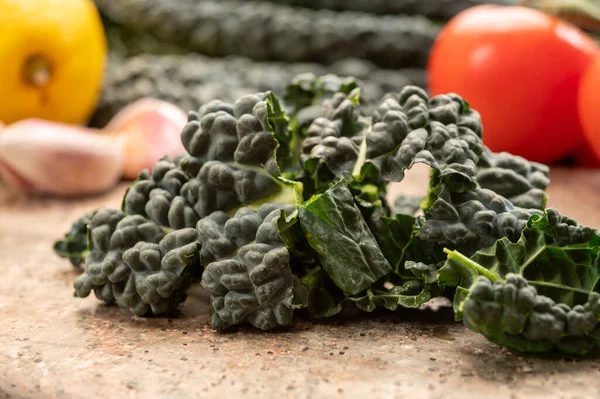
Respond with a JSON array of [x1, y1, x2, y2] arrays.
[[0, 119, 124, 196], [106, 98, 187, 180]]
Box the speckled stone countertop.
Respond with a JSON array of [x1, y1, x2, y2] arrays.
[[2, 166, 600, 399]]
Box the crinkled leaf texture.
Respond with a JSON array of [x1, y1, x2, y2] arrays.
[[420, 188, 541, 257], [123, 158, 199, 229], [362, 86, 483, 192], [284, 73, 360, 129], [298, 267, 431, 319], [438, 208, 600, 319], [122, 91, 302, 229], [299, 180, 392, 295], [477, 148, 549, 210], [57, 73, 565, 342], [298, 85, 485, 198], [300, 88, 369, 192], [53, 212, 94, 268], [284, 73, 359, 114], [73, 208, 201, 316], [462, 275, 600, 354], [200, 204, 300, 331]]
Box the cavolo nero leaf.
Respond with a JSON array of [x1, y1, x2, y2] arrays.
[[393, 195, 423, 216], [419, 187, 541, 258], [55, 72, 569, 348], [200, 204, 302, 331], [357, 86, 484, 194], [122, 158, 199, 230], [73, 209, 201, 316], [366, 210, 442, 276], [477, 148, 550, 210], [438, 208, 600, 318], [300, 87, 369, 193], [298, 267, 432, 319], [123, 91, 303, 230], [461, 274, 600, 355], [296, 81, 485, 207], [299, 180, 392, 295], [53, 212, 95, 268], [283, 73, 360, 129], [364, 205, 444, 301]]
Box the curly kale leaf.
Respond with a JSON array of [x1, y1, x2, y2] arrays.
[[181, 91, 303, 216], [73, 209, 165, 306], [181, 90, 294, 175], [477, 148, 550, 210], [298, 267, 431, 318], [53, 212, 94, 268], [300, 88, 370, 190], [419, 188, 541, 257], [123, 92, 303, 224], [200, 204, 300, 331], [183, 160, 303, 218], [120, 228, 200, 315], [361, 86, 483, 192], [461, 275, 600, 354], [73, 209, 201, 316], [284, 73, 360, 129], [299, 181, 392, 294], [123, 158, 199, 230], [393, 195, 423, 216], [439, 209, 600, 316], [366, 210, 441, 275], [295, 82, 484, 200]]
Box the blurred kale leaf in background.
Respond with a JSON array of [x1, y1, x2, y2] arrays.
[[89, 0, 503, 126]]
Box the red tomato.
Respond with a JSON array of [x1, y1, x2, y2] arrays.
[[428, 5, 597, 164], [578, 56, 600, 167]]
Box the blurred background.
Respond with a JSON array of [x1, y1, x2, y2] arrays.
[[86, 0, 500, 126], [2, 0, 600, 197]]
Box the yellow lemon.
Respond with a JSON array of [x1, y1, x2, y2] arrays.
[[0, 0, 107, 125]]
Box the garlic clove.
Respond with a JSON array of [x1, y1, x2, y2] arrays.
[[106, 98, 187, 179], [0, 119, 124, 196]]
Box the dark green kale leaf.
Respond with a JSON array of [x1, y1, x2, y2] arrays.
[[200, 204, 301, 331], [123, 158, 198, 230], [181, 90, 293, 174], [123, 91, 303, 226], [438, 208, 600, 315], [73, 209, 164, 306], [295, 81, 484, 202], [393, 195, 423, 216], [363, 87, 483, 193], [477, 148, 550, 210], [73, 209, 201, 316], [181, 91, 303, 216], [53, 212, 95, 268], [300, 88, 370, 191], [120, 228, 200, 315], [461, 274, 600, 354], [298, 267, 431, 318], [299, 181, 392, 295], [284, 73, 360, 128], [284, 73, 359, 112], [364, 204, 445, 301], [419, 188, 541, 257], [367, 211, 436, 274]]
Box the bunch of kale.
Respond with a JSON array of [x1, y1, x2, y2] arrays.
[[55, 74, 600, 355]]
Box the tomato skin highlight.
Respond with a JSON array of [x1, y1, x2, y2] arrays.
[[428, 5, 598, 164], [579, 56, 600, 168]]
